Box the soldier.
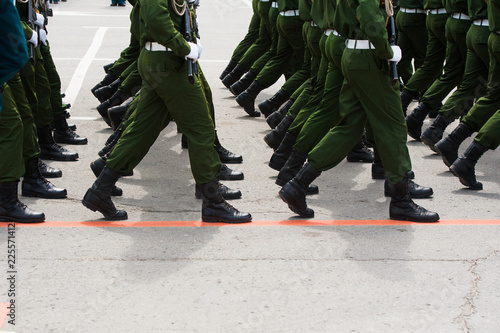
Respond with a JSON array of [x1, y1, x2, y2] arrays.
[[0, 0, 45, 223], [82, 0, 251, 223], [279, 0, 439, 222]]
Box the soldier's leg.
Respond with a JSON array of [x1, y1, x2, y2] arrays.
[[396, 11, 427, 84]]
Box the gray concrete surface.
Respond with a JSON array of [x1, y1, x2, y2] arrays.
[[0, 0, 499, 332]]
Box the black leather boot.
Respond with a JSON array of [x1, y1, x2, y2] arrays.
[[389, 176, 439, 222], [94, 78, 122, 103], [384, 178, 433, 198], [218, 164, 244, 181], [400, 89, 418, 116], [0, 181, 45, 223], [406, 102, 431, 140], [279, 163, 321, 218], [435, 123, 474, 167], [82, 167, 128, 220], [236, 81, 263, 117], [420, 114, 453, 152], [103, 62, 115, 73], [53, 113, 88, 145], [220, 59, 237, 80], [91, 73, 118, 97], [230, 70, 256, 96], [276, 150, 319, 195], [107, 103, 128, 131], [269, 132, 296, 171], [267, 100, 292, 129], [22, 159, 67, 199], [371, 146, 385, 179], [258, 90, 288, 118], [264, 115, 293, 150], [195, 182, 242, 200], [38, 127, 79, 161], [38, 159, 62, 178], [91, 156, 133, 179], [449, 140, 488, 190], [96, 90, 129, 126], [199, 180, 252, 223], [222, 64, 246, 88], [214, 131, 243, 163], [98, 128, 122, 157], [347, 141, 374, 163]]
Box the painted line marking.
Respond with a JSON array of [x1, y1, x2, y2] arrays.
[[70, 116, 99, 121], [64, 27, 108, 106], [0, 303, 8, 328], [54, 11, 130, 18], [1, 220, 500, 228]]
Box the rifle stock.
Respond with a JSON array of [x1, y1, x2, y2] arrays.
[[388, 14, 398, 87]]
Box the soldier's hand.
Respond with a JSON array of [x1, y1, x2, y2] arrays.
[[185, 42, 199, 63], [35, 13, 45, 28], [28, 30, 38, 47], [39, 29, 48, 46], [389, 45, 402, 64]]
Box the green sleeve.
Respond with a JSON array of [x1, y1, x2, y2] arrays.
[[21, 21, 34, 40], [140, 0, 191, 57], [357, 0, 393, 59]]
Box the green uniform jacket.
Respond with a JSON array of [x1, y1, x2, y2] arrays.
[[468, 0, 488, 21], [139, 0, 191, 58], [444, 0, 468, 15], [278, 0, 299, 11], [488, 0, 500, 32], [398, 0, 424, 10], [424, 0, 445, 10], [333, 0, 393, 60], [299, 0, 313, 21]]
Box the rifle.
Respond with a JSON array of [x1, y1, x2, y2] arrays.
[[26, 0, 38, 64], [387, 1, 398, 87], [183, 6, 197, 85]]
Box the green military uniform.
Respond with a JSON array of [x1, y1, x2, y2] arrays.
[[253, 0, 305, 90], [417, 0, 471, 111], [106, 0, 220, 184], [403, 0, 448, 95], [229, 0, 262, 64], [396, 0, 428, 84], [437, 0, 489, 120], [461, 0, 500, 138], [305, 0, 411, 184]]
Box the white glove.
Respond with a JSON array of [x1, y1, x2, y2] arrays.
[[46, 0, 50, 8], [28, 30, 38, 47], [196, 39, 202, 59], [185, 42, 199, 62], [389, 45, 402, 64], [39, 29, 47, 46], [35, 13, 45, 28]]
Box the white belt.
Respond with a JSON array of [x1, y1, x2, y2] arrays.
[[145, 42, 172, 52], [400, 7, 425, 14], [271, 2, 278, 8], [260, 0, 269, 2], [427, 8, 447, 15], [280, 9, 299, 16], [473, 19, 489, 26], [324, 29, 340, 37], [311, 21, 317, 27], [346, 39, 375, 50], [451, 12, 471, 20]]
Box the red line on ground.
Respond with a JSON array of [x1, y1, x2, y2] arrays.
[[1, 220, 500, 227], [0, 303, 9, 328]]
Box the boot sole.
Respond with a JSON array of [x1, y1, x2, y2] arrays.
[[202, 216, 252, 223], [390, 215, 439, 223], [22, 190, 67, 199], [278, 191, 314, 218], [82, 199, 128, 220], [449, 166, 483, 190], [420, 135, 438, 152], [0, 216, 45, 223]]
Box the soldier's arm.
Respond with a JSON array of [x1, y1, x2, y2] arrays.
[[140, 0, 191, 58], [357, 0, 393, 59]]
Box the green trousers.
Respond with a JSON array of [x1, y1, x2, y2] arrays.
[[308, 48, 411, 184], [238, 1, 272, 71], [404, 13, 447, 95], [40, 41, 65, 118], [294, 33, 346, 154], [288, 32, 329, 134], [439, 25, 490, 120], [255, 15, 305, 89], [118, 61, 142, 96], [474, 108, 500, 149], [0, 84, 24, 182], [250, 5, 280, 75], [396, 11, 428, 84], [420, 17, 471, 110], [106, 50, 220, 184], [108, 36, 141, 78], [8, 74, 39, 162], [462, 33, 500, 134], [230, 0, 261, 62]]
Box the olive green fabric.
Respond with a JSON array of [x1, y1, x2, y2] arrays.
[[250, 2, 281, 75], [40, 41, 65, 118], [230, 0, 261, 62], [474, 108, 500, 149]]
